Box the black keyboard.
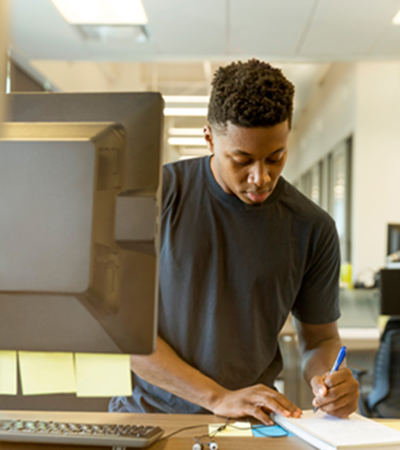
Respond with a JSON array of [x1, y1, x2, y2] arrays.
[[0, 419, 164, 448]]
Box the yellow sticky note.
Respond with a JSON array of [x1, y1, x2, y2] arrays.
[[378, 315, 390, 331], [75, 353, 132, 397], [209, 422, 253, 437], [0, 351, 17, 395], [382, 422, 400, 432], [19, 351, 76, 395]]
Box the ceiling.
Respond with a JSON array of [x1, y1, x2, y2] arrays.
[[9, 0, 400, 61], [7, 0, 400, 160]]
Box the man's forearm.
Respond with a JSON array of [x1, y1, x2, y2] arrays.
[[301, 337, 343, 384], [130, 336, 302, 424], [129, 336, 228, 411]]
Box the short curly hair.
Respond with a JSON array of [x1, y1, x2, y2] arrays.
[[207, 59, 295, 133]]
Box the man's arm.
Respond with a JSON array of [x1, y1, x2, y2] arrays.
[[295, 319, 359, 417], [130, 336, 302, 424]]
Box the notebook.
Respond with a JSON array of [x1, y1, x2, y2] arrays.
[[271, 410, 400, 450]]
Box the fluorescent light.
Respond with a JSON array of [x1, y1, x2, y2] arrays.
[[393, 10, 400, 24], [51, 0, 148, 25], [179, 156, 199, 160], [169, 128, 204, 136], [178, 148, 210, 155], [78, 25, 148, 42], [164, 108, 208, 117], [163, 96, 209, 103], [168, 137, 207, 146]]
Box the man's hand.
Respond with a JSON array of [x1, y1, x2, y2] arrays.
[[211, 384, 302, 425], [311, 368, 359, 418]]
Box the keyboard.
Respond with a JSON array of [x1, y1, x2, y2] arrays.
[[0, 419, 164, 448]]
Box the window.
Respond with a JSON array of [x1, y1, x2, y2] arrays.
[[293, 136, 353, 265], [328, 138, 352, 264]]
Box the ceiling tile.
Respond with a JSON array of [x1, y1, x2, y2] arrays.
[[142, 0, 226, 55], [10, 0, 89, 60], [300, 0, 400, 56], [309, 0, 400, 23], [230, 0, 315, 55], [369, 26, 400, 55]]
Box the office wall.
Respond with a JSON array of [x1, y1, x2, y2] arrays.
[[30, 61, 145, 92], [286, 61, 400, 281], [353, 62, 400, 276], [285, 63, 356, 180]]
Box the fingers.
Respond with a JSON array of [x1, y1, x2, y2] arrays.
[[310, 375, 328, 397], [211, 384, 302, 425], [252, 385, 302, 418], [323, 368, 354, 388], [250, 406, 274, 426], [312, 369, 359, 417]]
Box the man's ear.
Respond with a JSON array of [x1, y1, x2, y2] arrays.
[[203, 125, 215, 154]]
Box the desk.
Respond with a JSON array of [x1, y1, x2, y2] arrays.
[[0, 411, 318, 450]]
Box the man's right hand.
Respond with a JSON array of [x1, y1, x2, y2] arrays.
[[211, 384, 302, 425]]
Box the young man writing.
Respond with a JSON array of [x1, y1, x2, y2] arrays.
[[110, 59, 359, 423]]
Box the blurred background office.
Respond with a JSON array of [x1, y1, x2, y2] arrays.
[[1, 0, 400, 412]]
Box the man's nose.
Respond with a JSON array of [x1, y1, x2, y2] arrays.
[[248, 163, 271, 187]]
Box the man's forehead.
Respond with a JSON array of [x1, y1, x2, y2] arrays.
[[217, 121, 290, 142]]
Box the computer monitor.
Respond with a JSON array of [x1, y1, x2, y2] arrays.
[[0, 92, 163, 355]]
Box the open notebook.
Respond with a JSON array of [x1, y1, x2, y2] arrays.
[[271, 410, 400, 450]]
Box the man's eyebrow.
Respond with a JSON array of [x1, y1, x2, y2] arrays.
[[232, 147, 286, 156]]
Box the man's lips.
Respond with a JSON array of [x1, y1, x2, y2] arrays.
[[245, 189, 272, 202]]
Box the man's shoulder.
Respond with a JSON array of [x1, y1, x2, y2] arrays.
[[163, 156, 206, 184], [162, 156, 208, 211], [280, 178, 335, 228]]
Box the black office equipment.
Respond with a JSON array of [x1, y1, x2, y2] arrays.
[[0, 419, 163, 448], [380, 269, 400, 316], [388, 224, 400, 256], [0, 92, 163, 355], [355, 320, 400, 418]]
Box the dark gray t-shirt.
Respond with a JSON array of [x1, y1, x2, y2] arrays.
[[110, 156, 340, 414]]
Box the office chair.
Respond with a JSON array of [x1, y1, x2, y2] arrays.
[[353, 319, 400, 418]]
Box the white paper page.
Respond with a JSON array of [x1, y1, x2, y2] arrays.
[[284, 410, 400, 447]]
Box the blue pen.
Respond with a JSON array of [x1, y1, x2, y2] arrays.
[[313, 346, 347, 413]]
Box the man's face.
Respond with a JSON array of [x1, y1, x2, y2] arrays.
[[204, 121, 290, 205]]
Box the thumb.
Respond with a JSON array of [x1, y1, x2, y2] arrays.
[[311, 375, 328, 397]]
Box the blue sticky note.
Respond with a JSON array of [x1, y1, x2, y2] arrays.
[[252, 424, 294, 437]]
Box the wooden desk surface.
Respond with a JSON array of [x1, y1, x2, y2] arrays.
[[0, 410, 315, 450]]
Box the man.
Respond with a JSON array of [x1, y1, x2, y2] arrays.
[[110, 59, 359, 423]]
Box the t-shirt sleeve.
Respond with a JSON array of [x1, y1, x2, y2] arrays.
[[161, 164, 178, 215], [291, 216, 341, 324]]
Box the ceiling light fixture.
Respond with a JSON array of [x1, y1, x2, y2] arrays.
[[168, 138, 207, 146], [163, 96, 209, 103], [164, 108, 208, 117], [51, 0, 148, 25], [179, 156, 199, 160], [78, 24, 148, 42], [169, 128, 205, 136], [178, 148, 211, 155], [392, 10, 400, 24]]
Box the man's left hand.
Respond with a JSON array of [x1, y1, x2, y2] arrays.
[[310, 368, 359, 418]]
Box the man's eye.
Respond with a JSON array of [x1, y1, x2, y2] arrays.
[[233, 158, 251, 166], [267, 151, 285, 164], [267, 157, 283, 164]]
